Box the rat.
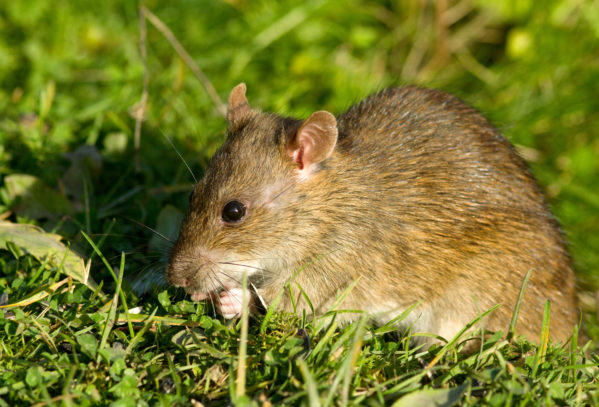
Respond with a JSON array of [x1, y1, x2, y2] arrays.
[[166, 83, 579, 345]]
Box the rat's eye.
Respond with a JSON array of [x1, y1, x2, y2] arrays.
[[222, 200, 246, 223]]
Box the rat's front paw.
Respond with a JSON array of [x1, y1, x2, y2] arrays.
[[217, 288, 251, 319]]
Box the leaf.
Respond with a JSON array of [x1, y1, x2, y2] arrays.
[[3, 174, 73, 219], [0, 220, 96, 290], [171, 327, 206, 346], [77, 333, 99, 359], [157, 290, 171, 310], [25, 366, 44, 387], [392, 385, 467, 407], [0, 278, 68, 309]]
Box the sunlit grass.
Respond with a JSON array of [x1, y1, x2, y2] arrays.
[[0, 0, 598, 404]]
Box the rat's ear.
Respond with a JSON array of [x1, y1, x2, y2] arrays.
[[286, 111, 338, 175], [227, 83, 251, 128]]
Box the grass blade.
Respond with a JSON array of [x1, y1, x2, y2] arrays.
[[81, 231, 134, 338], [427, 304, 501, 369], [97, 252, 125, 363], [0, 278, 68, 309], [507, 269, 532, 341], [235, 273, 250, 400], [125, 306, 158, 354], [297, 358, 321, 407], [260, 259, 316, 334], [341, 316, 368, 405], [324, 316, 368, 406], [532, 300, 551, 378]]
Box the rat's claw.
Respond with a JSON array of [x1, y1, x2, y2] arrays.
[[217, 288, 250, 319]]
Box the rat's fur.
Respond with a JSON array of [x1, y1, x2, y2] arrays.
[[166, 85, 578, 344]]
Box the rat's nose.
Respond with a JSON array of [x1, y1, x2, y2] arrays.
[[165, 265, 190, 288], [172, 276, 190, 288]]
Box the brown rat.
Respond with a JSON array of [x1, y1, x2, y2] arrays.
[[166, 83, 578, 345]]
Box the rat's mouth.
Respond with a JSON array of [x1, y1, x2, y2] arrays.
[[188, 285, 238, 303], [186, 283, 228, 302], [190, 291, 209, 302], [187, 284, 266, 318], [188, 287, 249, 319]]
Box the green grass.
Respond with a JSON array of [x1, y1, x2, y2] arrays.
[[1, 0, 598, 405], [0, 248, 597, 405]]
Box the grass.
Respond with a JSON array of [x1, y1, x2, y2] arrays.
[[0, 250, 597, 405], [1, 0, 598, 405]]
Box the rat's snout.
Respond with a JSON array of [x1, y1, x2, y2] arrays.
[[164, 262, 191, 288], [169, 275, 190, 288]]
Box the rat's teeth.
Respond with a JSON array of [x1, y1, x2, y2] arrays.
[[190, 292, 208, 301]]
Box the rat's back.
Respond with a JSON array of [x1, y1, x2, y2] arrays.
[[331, 86, 578, 343]]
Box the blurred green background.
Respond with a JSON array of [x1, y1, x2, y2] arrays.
[[0, 0, 598, 328]]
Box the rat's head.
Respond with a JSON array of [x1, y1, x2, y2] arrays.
[[165, 83, 338, 300]]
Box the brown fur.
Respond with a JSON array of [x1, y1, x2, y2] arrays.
[[166, 85, 578, 345]]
